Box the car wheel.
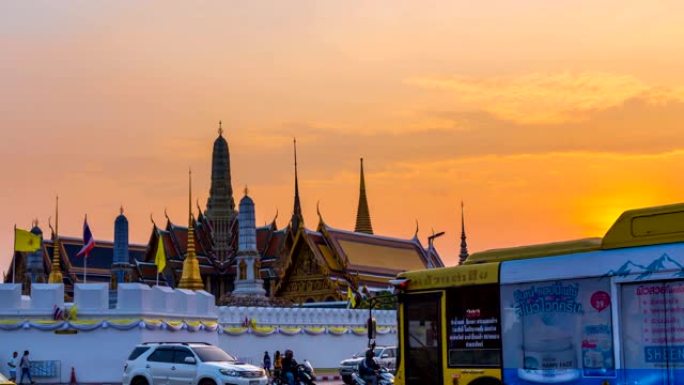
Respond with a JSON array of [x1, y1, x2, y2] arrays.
[[342, 374, 352, 384], [131, 377, 149, 385], [199, 379, 217, 385]]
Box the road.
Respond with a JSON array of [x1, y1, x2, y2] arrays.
[[318, 380, 344, 385]]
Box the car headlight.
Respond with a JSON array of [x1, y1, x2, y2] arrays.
[[219, 369, 240, 377]]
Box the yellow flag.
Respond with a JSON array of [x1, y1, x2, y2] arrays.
[[68, 304, 78, 320], [347, 287, 357, 308], [15, 228, 41, 252], [154, 235, 166, 273]]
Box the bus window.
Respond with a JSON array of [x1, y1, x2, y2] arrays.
[[446, 284, 501, 368], [403, 292, 443, 385]]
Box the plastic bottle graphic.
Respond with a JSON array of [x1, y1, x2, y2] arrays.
[[518, 315, 580, 382], [582, 292, 614, 377], [583, 324, 614, 375]]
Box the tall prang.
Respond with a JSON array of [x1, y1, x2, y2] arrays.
[[111, 206, 132, 286], [206, 121, 237, 261], [25, 220, 45, 286], [232, 187, 266, 297]]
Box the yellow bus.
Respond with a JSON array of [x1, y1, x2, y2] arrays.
[[393, 203, 684, 385]]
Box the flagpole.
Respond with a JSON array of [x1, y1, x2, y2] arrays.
[[156, 268, 159, 286], [12, 224, 16, 284], [84, 214, 88, 284]]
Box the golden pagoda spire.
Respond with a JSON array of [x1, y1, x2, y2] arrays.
[[48, 195, 63, 284], [291, 137, 303, 230], [354, 158, 373, 234], [179, 169, 204, 290], [458, 201, 469, 264]]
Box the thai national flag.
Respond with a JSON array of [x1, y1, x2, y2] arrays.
[[76, 216, 95, 258]]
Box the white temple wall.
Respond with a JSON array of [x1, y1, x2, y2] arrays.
[[217, 306, 398, 368], [218, 331, 397, 369], [0, 284, 398, 382], [0, 328, 218, 384]]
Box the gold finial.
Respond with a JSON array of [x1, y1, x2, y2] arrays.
[[179, 168, 204, 290], [188, 168, 192, 223], [291, 137, 303, 227], [354, 157, 373, 234], [120, 205, 124, 215], [48, 195, 63, 284], [218, 120, 223, 136], [244, 185, 249, 196]]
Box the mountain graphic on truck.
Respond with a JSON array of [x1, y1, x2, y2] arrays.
[[602, 253, 684, 280]]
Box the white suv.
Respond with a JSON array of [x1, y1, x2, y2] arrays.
[[122, 342, 268, 385]]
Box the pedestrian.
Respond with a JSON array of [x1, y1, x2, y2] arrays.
[[7, 352, 18, 382], [18, 350, 34, 385], [273, 350, 282, 382], [263, 351, 271, 378]]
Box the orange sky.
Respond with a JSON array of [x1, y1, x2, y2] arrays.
[[3, 1, 684, 272]]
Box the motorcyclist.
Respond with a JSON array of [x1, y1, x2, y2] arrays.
[[358, 349, 381, 385], [281, 349, 299, 385]]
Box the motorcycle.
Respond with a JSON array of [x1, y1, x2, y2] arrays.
[[296, 363, 316, 385], [272, 364, 316, 385], [351, 368, 394, 385]]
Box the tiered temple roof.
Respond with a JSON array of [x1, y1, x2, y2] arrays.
[[5, 125, 445, 304]]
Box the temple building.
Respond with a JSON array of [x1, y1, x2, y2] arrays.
[[5, 123, 446, 304]]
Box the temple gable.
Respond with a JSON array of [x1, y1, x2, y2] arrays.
[[276, 232, 342, 303]]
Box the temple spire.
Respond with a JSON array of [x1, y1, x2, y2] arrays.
[[291, 138, 303, 230], [458, 201, 469, 264], [354, 158, 373, 234], [179, 169, 204, 290], [48, 195, 63, 284], [206, 121, 236, 261]]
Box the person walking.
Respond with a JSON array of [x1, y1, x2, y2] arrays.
[[263, 351, 271, 378], [7, 352, 18, 382], [18, 351, 34, 385], [273, 350, 282, 383]]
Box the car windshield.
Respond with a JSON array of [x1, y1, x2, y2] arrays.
[[193, 346, 236, 363], [354, 349, 380, 358]]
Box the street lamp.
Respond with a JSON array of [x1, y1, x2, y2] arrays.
[[427, 230, 445, 268]]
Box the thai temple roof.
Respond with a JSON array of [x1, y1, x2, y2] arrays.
[[6, 123, 446, 303]]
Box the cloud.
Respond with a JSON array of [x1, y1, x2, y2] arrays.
[[407, 72, 684, 124]]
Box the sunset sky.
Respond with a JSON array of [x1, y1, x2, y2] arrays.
[[3, 1, 684, 272]]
